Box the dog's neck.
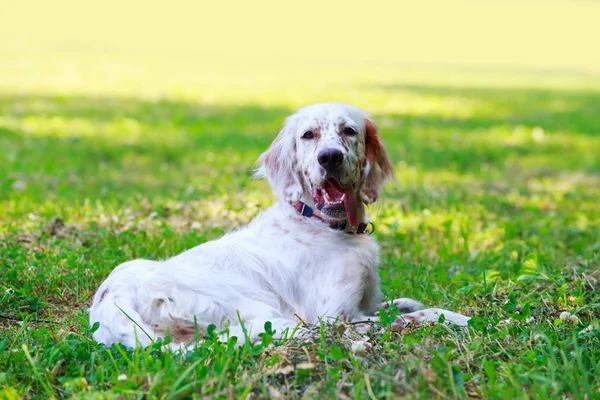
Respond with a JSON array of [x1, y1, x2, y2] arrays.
[[290, 190, 371, 234], [292, 200, 373, 234]]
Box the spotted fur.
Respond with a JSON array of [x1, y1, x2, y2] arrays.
[[89, 103, 469, 350]]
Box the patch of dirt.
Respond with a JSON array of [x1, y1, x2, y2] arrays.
[[44, 216, 77, 237], [2, 216, 92, 252]]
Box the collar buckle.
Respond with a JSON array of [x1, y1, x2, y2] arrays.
[[293, 202, 373, 235], [295, 201, 313, 217]]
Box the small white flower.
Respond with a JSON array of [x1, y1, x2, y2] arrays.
[[559, 311, 579, 325], [12, 180, 27, 192], [28, 266, 36, 272], [559, 312, 571, 322], [351, 341, 367, 356], [350, 338, 372, 357], [117, 374, 127, 381], [5, 288, 14, 295], [525, 316, 535, 324], [190, 222, 202, 230], [149, 211, 158, 218], [579, 324, 599, 335]]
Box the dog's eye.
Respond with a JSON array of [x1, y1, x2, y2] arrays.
[[344, 127, 357, 136], [302, 130, 314, 139]]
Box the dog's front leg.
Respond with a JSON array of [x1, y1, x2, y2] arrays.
[[379, 297, 424, 313], [350, 298, 470, 334], [392, 308, 470, 329], [380, 298, 470, 328]]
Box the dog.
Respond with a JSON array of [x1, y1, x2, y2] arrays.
[[89, 103, 470, 349]]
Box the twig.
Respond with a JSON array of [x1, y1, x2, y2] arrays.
[[0, 313, 51, 324]]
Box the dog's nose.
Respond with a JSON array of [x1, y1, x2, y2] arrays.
[[317, 149, 344, 173]]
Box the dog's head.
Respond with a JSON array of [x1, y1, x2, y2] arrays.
[[257, 103, 393, 226]]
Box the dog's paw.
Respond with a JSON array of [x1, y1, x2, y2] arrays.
[[390, 308, 470, 330], [380, 298, 424, 314]]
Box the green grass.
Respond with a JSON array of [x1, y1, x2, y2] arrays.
[[1, 1, 600, 398]]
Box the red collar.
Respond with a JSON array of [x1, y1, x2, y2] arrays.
[[293, 201, 373, 235]]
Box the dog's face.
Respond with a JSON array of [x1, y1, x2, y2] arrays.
[[258, 103, 393, 226]]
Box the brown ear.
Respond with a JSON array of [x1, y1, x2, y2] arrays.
[[361, 118, 394, 204], [255, 115, 304, 203]]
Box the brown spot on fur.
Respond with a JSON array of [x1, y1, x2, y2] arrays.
[[339, 311, 350, 322], [263, 151, 279, 172], [361, 118, 394, 203], [304, 170, 308, 176], [364, 119, 392, 176], [168, 320, 205, 344], [99, 289, 109, 302], [337, 123, 352, 150], [312, 126, 321, 140]]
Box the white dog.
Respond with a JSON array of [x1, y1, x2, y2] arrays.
[[89, 103, 469, 349]]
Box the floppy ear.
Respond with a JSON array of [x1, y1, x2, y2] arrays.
[[360, 118, 394, 204], [255, 115, 304, 203]]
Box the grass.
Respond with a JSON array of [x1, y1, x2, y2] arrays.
[[1, 1, 600, 398]]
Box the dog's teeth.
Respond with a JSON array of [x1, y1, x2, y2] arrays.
[[340, 193, 345, 201]]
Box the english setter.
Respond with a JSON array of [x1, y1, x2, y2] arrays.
[[90, 103, 470, 349]]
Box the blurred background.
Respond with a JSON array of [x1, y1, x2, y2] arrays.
[[1, 0, 598, 250], [2, 0, 599, 93]]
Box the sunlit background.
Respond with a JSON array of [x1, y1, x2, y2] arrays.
[[2, 0, 599, 95], [2, 0, 599, 230], [1, 2, 600, 396], [2, 0, 599, 223]]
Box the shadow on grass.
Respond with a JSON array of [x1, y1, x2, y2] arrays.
[[0, 96, 291, 202], [1, 87, 598, 313], [1, 86, 598, 207], [373, 83, 600, 137], [368, 84, 600, 175]]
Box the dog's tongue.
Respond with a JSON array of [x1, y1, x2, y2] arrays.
[[343, 189, 359, 227]]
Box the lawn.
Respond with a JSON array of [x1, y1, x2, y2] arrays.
[[1, 1, 600, 399]]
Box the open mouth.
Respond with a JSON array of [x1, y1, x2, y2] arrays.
[[312, 178, 359, 227]]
